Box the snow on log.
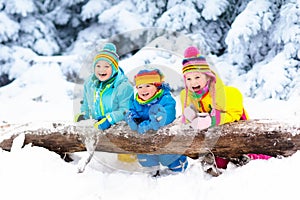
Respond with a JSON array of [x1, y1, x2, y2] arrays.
[[0, 119, 300, 158]]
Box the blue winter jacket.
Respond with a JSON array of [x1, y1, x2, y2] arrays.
[[81, 67, 133, 124], [128, 83, 176, 131]]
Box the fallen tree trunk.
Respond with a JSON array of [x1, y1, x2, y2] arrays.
[[0, 119, 300, 158]]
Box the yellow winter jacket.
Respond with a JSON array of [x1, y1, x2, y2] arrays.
[[180, 74, 249, 125]]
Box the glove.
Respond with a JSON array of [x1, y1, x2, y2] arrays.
[[125, 112, 140, 131], [190, 113, 211, 130], [149, 104, 167, 127], [183, 105, 197, 122], [94, 117, 111, 130], [74, 113, 85, 122]]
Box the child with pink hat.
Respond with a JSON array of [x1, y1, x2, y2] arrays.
[[181, 46, 248, 130], [180, 46, 270, 175]]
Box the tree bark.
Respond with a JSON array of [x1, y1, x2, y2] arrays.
[[0, 119, 300, 158]]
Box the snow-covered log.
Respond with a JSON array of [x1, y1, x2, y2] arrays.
[[0, 119, 300, 158]]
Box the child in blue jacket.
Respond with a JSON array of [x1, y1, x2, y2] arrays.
[[75, 43, 133, 131], [125, 68, 188, 176], [75, 43, 136, 163]]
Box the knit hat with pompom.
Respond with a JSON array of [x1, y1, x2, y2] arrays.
[[93, 43, 119, 76]]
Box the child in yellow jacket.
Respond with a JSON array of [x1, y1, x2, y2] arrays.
[[180, 46, 249, 170], [180, 46, 248, 129]]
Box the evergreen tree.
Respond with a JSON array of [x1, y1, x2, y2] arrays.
[[0, 0, 88, 84], [225, 0, 300, 100], [0, 0, 299, 101]]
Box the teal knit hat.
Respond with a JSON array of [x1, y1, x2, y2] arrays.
[[93, 43, 119, 76]]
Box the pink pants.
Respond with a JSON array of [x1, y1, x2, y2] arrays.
[[215, 157, 230, 169], [247, 154, 272, 160], [215, 154, 272, 169]]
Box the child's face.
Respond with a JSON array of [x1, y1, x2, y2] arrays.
[[136, 84, 158, 101], [94, 60, 112, 81], [185, 72, 209, 93]]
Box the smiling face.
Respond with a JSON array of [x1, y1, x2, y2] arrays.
[[94, 60, 113, 81], [185, 71, 209, 93], [136, 84, 158, 101]]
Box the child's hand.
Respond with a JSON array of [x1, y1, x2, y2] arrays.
[[183, 105, 197, 122], [94, 118, 111, 130], [137, 121, 149, 134], [149, 104, 167, 127], [190, 114, 211, 130], [125, 112, 140, 131]]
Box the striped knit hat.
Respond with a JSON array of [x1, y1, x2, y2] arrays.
[[93, 43, 119, 76], [134, 69, 164, 87]]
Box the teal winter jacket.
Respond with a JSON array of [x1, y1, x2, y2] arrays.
[[81, 67, 133, 124]]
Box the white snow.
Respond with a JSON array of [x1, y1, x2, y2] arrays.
[[0, 50, 300, 200], [1, 1, 300, 199], [0, 145, 300, 200]]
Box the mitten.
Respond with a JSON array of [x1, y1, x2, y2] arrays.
[[190, 113, 211, 130], [125, 112, 139, 131], [183, 105, 197, 122], [149, 104, 167, 127], [74, 113, 85, 122], [137, 121, 151, 134], [94, 117, 111, 130]]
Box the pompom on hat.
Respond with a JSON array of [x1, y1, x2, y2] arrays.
[[182, 46, 210, 74], [93, 43, 119, 76], [134, 69, 164, 87]]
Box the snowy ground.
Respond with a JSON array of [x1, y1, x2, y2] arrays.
[[1, 141, 300, 200], [0, 59, 300, 200]]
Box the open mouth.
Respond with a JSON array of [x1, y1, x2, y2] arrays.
[[98, 73, 108, 77], [141, 92, 150, 97], [192, 85, 201, 92]]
